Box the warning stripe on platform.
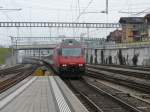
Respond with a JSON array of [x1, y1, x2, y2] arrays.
[[50, 77, 72, 112]]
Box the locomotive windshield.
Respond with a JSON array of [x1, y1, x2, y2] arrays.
[[61, 48, 82, 56]]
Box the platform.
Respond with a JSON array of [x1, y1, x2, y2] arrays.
[[0, 76, 88, 112]]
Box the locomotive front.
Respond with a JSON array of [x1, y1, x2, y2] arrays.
[[56, 39, 86, 76], [59, 47, 85, 73]]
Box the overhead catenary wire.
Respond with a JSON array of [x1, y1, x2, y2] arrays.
[[132, 7, 150, 15], [2, 12, 13, 21], [118, 7, 150, 16], [119, 0, 150, 16], [74, 0, 94, 22]]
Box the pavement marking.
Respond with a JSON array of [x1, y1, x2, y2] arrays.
[[50, 77, 72, 112], [0, 77, 37, 110]]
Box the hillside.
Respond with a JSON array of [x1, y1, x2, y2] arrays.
[[0, 48, 11, 64]]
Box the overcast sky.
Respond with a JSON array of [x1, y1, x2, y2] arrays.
[[0, 0, 150, 46], [0, 0, 150, 22]]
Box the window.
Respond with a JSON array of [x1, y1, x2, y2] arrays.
[[62, 48, 82, 56]]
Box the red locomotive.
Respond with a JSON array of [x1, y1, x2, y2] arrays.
[[53, 39, 86, 77]]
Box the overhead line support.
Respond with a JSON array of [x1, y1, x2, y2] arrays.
[[0, 22, 121, 28]]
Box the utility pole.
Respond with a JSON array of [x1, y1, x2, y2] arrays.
[[78, 0, 81, 14], [4, 8, 22, 65], [105, 0, 108, 40], [106, 0, 108, 14]]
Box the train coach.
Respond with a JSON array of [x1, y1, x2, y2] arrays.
[[53, 39, 86, 77]]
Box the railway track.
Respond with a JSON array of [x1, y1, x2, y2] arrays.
[[65, 78, 144, 112], [0, 64, 37, 93], [87, 64, 150, 80], [84, 76, 150, 112], [0, 64, 27, 76], [97, 64, 150, 71], [86, 67, 150, 93]]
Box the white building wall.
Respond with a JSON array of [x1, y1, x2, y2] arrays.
[[86, 47, 150, 66]]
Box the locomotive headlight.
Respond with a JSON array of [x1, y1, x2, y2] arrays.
[[79, 64, 83, 66], [62, 64, 67, 67]]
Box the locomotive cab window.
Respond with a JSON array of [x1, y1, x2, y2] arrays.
[[62, 48, 82, 56]]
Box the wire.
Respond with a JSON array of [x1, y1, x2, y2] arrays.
[[119, 7, 150, 16], [2, 12, 13, 21], [74, 0, 94, 22], [133, 7, 150, 15], [70, 0, 74, 21], [0, 8, 21, 11], [119, 11, 150, 14]]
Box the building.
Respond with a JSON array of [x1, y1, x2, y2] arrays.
[[119, 17, 144, 42], [145, 14, 150, 24], [144, 14, 150, 39], [107, 29, 122, 43]]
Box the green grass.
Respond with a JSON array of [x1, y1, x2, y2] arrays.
[[0, 48, 11, 64]]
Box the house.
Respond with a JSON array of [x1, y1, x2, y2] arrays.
[[119, 17, 144, 42], [144, 14, 150, 39], [107, 29, 122, 43]]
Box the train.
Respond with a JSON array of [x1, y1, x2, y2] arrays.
[[53, 39, 86, 77]]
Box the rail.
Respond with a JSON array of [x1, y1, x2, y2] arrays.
[[65, 78, 142, 112], [86, 66, 150, 93], [0, 65, 37, 93]]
